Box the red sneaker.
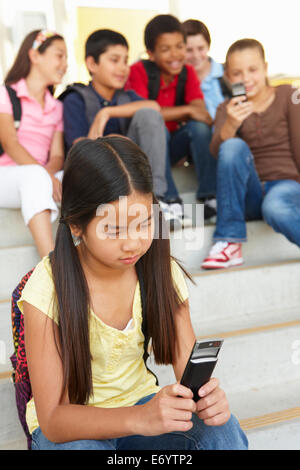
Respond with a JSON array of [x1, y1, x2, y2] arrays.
[[202, 242, 243, 270]]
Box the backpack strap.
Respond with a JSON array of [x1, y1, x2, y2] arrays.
[[141, 60, 161, 101], [114, 89, 131, 135], [217, 76, 232, 99], [59, 83, 131, 136], [59, 83, 101, 128], [10, 267, 35, 450], [0, 85, 22, 156], [175, 65, 187, 106], [142, 59, 187, 106]]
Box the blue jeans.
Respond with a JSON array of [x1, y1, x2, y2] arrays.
[[214, 137, 300, 245], [164, 121, 217, 201], [31, 394, 248, 450]]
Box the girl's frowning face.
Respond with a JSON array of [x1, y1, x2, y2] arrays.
[[73, 192, 155, 271], [226, 47, 268, 99]]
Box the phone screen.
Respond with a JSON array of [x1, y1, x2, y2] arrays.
[[231, 82, 247, 100]]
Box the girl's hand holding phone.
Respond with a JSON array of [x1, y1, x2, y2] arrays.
[[136, 383, 196, 436], [135, 378, 230, 436], [226, 96, 254, 130], [196, 377, 231, 426], [220, 96, 254, 141]]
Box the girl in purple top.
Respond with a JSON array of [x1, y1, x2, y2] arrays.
[[0, 30, 67, 258]]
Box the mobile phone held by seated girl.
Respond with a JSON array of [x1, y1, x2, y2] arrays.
[[231, 82, 247, 101], [180, 339, 224, 401]]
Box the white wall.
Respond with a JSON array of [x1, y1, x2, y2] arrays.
[[0, 0, 299, 80], [175, 0, 300, 76]]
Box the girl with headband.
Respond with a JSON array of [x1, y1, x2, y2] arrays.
[[0, 30, 67, 258]]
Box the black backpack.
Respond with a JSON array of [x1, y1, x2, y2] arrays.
[[141, 59, 187, 106], [141, 60, 231, 104], [0, 86, 22, 156], [217, 76, 231, 100], [59, 83, 132, 136]]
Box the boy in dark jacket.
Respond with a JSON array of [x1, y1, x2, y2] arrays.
[[63, 29, 180, 228]]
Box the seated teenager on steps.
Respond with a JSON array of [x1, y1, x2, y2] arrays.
[[0, 30, 67, 258], [18, 135, 248, 450], [62, 29, 178, 230], [202, 39, 300, 269], [182, 19, 228, 221], [127, 15, 217, 225]]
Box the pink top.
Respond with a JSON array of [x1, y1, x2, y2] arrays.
[[0, 78, 63, 167]]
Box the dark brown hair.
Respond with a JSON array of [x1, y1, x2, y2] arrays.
[[5, 29, 64, 87], [225, 38, 266, 66], [144, 14, 184, 52], [181, 19, 211, 47], [51, 136, 188, 405]]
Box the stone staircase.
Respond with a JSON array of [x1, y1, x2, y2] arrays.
[[1, 166, 300, 449]]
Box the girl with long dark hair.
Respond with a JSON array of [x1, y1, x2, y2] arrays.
[[19, 136, 247, 450], [0, 30, 67, 257]]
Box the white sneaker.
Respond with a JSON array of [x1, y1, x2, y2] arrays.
[[159, 200, 182, 231], [168, 202, 193, 228]]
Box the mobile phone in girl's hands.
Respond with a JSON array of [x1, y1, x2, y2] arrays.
[[180, 339, 224, 402], [231, 82, 248, 102]]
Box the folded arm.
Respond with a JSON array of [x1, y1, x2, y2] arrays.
[[160, 99, 213, 126]]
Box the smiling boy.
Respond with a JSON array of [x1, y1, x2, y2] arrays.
[[62, 30, 176, 223], [127, 15, 217, 221]]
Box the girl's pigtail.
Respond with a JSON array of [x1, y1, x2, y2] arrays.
[[51, 221, 93, 405]]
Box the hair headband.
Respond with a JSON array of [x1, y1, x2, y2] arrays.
[[32, 30, 58, 50]]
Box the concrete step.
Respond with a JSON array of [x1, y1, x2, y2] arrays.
[[1, 221, 300, 302], [170, 220, 300, 272], [0, 208, 58, 248], [0, 368, 299, 450], [0, 246, 40, 301], [2, 206, 300, 270], [0, 437, 27, 450], [187, 261, 300, 335], [148, 320, 300, 394], [1, 258, 300, 352], [148, 323, 300, 450], [0, 375, 27, 448], [234, 380, 300, 450], [233, 380, 300, 450], [0, 301, 13, 371], [245, 417, 300, 450], [1, 320, 300, 450], [229, 379, 300, 422]]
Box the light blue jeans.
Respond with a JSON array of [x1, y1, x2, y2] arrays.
[[164, 121, 217, 201], [214, 137, 300, 245], [31, 394, 248, 450]]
